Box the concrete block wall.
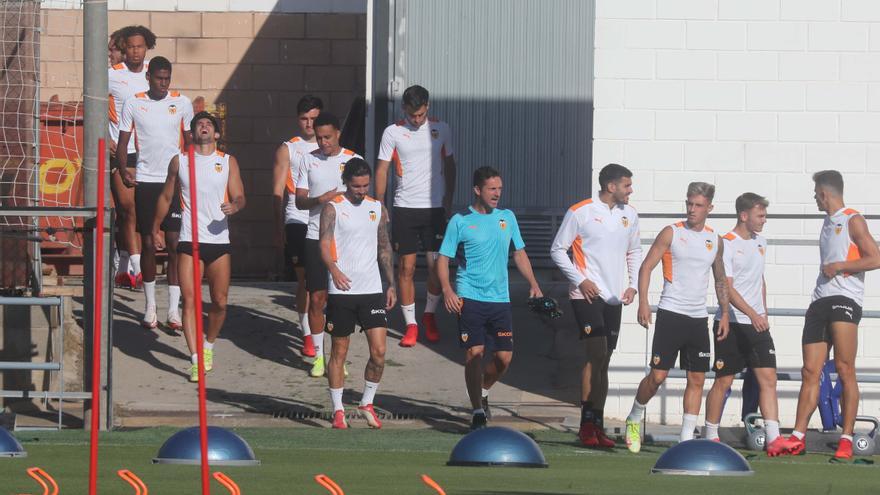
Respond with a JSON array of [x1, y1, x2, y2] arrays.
[[594, 0, 880, 426], [39, 7, 366, 277]]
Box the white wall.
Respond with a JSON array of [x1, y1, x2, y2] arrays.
[[594, 0, 880, 427]]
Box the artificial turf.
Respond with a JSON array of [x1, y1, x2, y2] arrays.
[[1, 427, 877, 494]]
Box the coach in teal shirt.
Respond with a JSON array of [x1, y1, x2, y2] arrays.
[[437, 166, 542, 430]]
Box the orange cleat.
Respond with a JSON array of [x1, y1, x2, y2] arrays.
[[766, 435, 805, 457], [332, 410, 348, 429], [399, 323, 418, 347], [423, 313, 441, 342], [596, 429, 616, 448], [302, 334, 316, 358], [834, 437, 853, 460], [578, 422, 599, 447], [357, 404, 382, 429], [114, 272, 131, 289], [131, 272, 143, 290]]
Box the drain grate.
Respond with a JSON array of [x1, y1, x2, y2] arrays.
[[271, 409, 423, 421]]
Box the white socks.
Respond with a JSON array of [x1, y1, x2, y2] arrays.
[[361, 381, 379, 406], [401, 303, 416, 325], [703, 421, 720, 441], [425, 292, 441, 314], [330, 387, 344, 412], [298, 312, 310, 337], [144, 281, 156, 310], [627, 400, 646, 423], [792, 430, 805, 440], [680, 413, 698, 442], [481, 388, 490, 398], [204, 339, 214, 351], [765, 419, 780, 443], [312, 332, 325, 357], [191, 354, 198, 364], [168, 285, 181, 316], [129, 254, 141, 275]]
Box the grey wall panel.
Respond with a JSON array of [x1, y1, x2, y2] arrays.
[[382, 0, 595, 209]]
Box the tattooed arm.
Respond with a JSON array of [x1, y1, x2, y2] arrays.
[[320, 203, 351, 291], [378, 205, 397, 309], [713, 235, 730, 340]]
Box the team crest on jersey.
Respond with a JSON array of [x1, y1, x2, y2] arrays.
[[339, 163, 346, 173], [715, 359, 724, 370], [758, 245, 765, 256], [583, 325, 592, 335], [705, 239, 714, 251], [369, 210, 377, 221], [652, 354, 661, 366], [431, 129, 439, 139], [499, 219, 507, 230], [621, 216, 629, 228], [214, 162, 223, 173], [835, 223, 843, 235], [168, 104, 177, 115]]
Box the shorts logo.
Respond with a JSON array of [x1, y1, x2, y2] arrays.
[[370, 309, 386, 315], [326, 321, 334, 333], [583, 325, 592, 335], [214, 162, 223, 173], [435, 234, 443, 240], [460, 333, 469, 343], [699, 352, 711, 358], [835, 223, 843, 235], [621, 216, 629, 228], [369, 210, 377, 222], [758, 245, 765, 256], [715, 359, 724, 370], [499, 219, 507, 230], [705, 239, 714, 251], [171, 212, 182, 219], [168, 104, 177, 115], [431, 129, 439, 139], [497, 331, 512, 337], [769, 349, 775, 355], [652, 354, 661, 366]]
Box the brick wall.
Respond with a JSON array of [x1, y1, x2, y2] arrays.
[[40, 9, 367, 277], [593, 0, 880, 427]]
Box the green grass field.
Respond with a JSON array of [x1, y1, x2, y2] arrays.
[[1, 427, 877, 494]]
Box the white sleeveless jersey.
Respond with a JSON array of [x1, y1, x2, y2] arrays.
[[813, 207, 865, 305], [550, 198, 642, 305], [178, 150, 231, 244], [327, 195, 383, 295], [283, 137, 319, 225], [715, 231, 767, 324], [658, 221, 719, 318], [108, 60, 149, 154], [295, 147, 363, 240]]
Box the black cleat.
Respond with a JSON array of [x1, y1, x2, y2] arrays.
[[481, 396, 492, 420], [470, 412, 488, 430]]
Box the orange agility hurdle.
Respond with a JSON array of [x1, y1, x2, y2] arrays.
[[420, 474, 447, 494], [117, 469, 149, 495], [17, 467, 59, 495], [314, 474, 345, 495], [212, 472, 241, 495]]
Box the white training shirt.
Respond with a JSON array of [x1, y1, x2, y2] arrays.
[[119, 90, 193, 183], [714, 231, 767, 324], [327, 195, 384, 295], [550, 198, 642, 305], [295, 147, 363, 240], [658, 221, 720, 318], [377, 117, 454, 208], [108, 61, 149, 155], [177, 150, 231, 245], [813, 207, 865, 306], [283, 137, 319, 225]]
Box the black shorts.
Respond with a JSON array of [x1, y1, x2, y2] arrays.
[[458, 298, 514, 351], [802, 295, 863, 345], [571, 298, 622, 350], [650, 309, 710, 372], [392, 207, 446, 255], [113, 152, 137, 169], [303, 238, 328, 292], [135, 182, 181, 234], [177, 242, 231, 264], [284, 223, 307, 267], [326, 293, 388, 337], [712, 321, 776, 376]]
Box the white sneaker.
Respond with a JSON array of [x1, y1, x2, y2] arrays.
[[166, 312, 182, 331], [141, 306, 158, 329]]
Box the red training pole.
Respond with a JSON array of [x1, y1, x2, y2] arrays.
[[188, 145, 211, 495], [88, 138, 106, 495]]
